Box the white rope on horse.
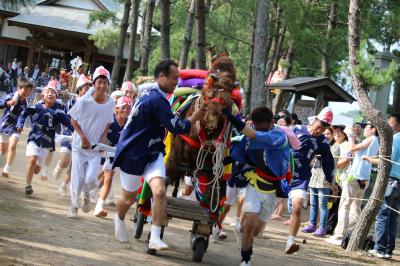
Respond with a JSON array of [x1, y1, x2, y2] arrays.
[[193, 122, 231, 213]]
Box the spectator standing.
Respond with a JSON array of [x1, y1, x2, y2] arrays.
[[326, 122, 379, 245], [302, 128, 336, 237], [364, 114, 400, 259]]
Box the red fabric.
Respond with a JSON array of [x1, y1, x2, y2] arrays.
[[179, 69, 209, 80], [255, 168, 287, 182], [179, 134, 201, 149], [230, 89, 242, 111]]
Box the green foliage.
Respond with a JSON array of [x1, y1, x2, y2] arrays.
[[354, 42, 398, 87], [0, 0, 34, 10], [340, 109, 364, 122], [87, 10, 119, 28], [362, 0, 400, 50], [89, 28, 120, 49]]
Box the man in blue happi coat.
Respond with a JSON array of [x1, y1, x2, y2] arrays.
[[113, 60, 203, 251]]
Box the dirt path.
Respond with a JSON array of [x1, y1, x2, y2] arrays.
[[0, 133, 398, 266]]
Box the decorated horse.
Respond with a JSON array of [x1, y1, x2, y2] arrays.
[[165, 55, 241, 217]]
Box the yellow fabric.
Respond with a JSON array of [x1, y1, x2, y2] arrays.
[[164, 132, 173, 164], [223, 145, 232, 176], [244, 170, 276, 194], [174, 87, 200, 96]]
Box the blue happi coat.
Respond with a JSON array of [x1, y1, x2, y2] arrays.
[[60, 97, 77, 149], [113, 83, 191, 175], [290, 125, 334, 190], [229, 127, 291, 193], [0, 93, 28, 135], [17, 103, 73, 151]]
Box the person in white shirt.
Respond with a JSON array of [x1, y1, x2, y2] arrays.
[[67, 66, 115, 218]]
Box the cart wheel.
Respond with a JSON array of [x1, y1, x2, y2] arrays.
[[192, 238, 207, 263], [134, 210, 145, 239]]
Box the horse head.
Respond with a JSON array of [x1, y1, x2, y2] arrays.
[[200, 75, 233, 140]]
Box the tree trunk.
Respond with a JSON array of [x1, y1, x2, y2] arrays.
[[321, 0, 338, 77], [393, 72, 400, 114], [265, 4, 282, 79], [124, 0, 141, 81], [271, 24, 286, 73], [250, 0, 270, 110], [160, 0, 171, 60], [140, 0, 156, 76], [179, 0, 195, 69], [244, 13, 256, 116], [195, 0, 207, 69], [346, 0, 393, 252], [272, 40, 295, 113], [110, 0, 131, 90]]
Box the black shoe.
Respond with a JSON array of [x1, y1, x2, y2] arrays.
[[25, 185, 33, 196]]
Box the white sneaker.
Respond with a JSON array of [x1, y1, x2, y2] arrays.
[[219, 230, 227, 240], [234, 223, 242, 244], [368, 249, 385, 258], [230, 217, 240, 227], [285, 241, 300, 254], [105, 195, 115, 206], [89, 189, 98, 204], [82, 192, 91, 213], [68, 206, 78, 218], [384, 254, 392, 259], [58, 183, 68, 196], [240, 261, 251, 266], [2, 165, 11, 177], [114, 214, 129, 243], [211, 223, 220, 242], [325, 236, 342, 246], [53, 163, 64, 180], [40, 166, 48, 181], [148, 237, 169, 251]]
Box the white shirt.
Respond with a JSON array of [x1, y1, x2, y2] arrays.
[[68, 91, 114, 153]]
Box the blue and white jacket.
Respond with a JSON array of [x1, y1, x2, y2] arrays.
[[228, 127, 291, 189], [60, 97, 77, 149], [113, 83, 191, 175], [291, 125, 334, 190], [107, 115, 125, 147], [17, 103, 73, 151], [0, 93, 28, 135]]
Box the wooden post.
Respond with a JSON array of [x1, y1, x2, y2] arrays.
[[314, 88, 325, 115], [26, 38, 36, 68], [291, 92, 301, 113]]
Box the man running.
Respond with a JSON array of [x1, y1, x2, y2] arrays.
[[113, 60, 203, 250]]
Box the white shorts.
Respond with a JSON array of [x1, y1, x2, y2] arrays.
[[0, 133, 20, 144], [289, 188, 308, 200], [60, 146, 71, 154], [103, 157, 113, 171], [242, 185, 277, 222], [26, 141, 50, 166], [225, 185, 247, 206], [119, 153, 165, 192]]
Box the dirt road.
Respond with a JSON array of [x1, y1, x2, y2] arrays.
[[0, 134, 398, 265]]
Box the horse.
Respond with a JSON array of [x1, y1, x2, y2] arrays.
[[165, 75, 234, 215]]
